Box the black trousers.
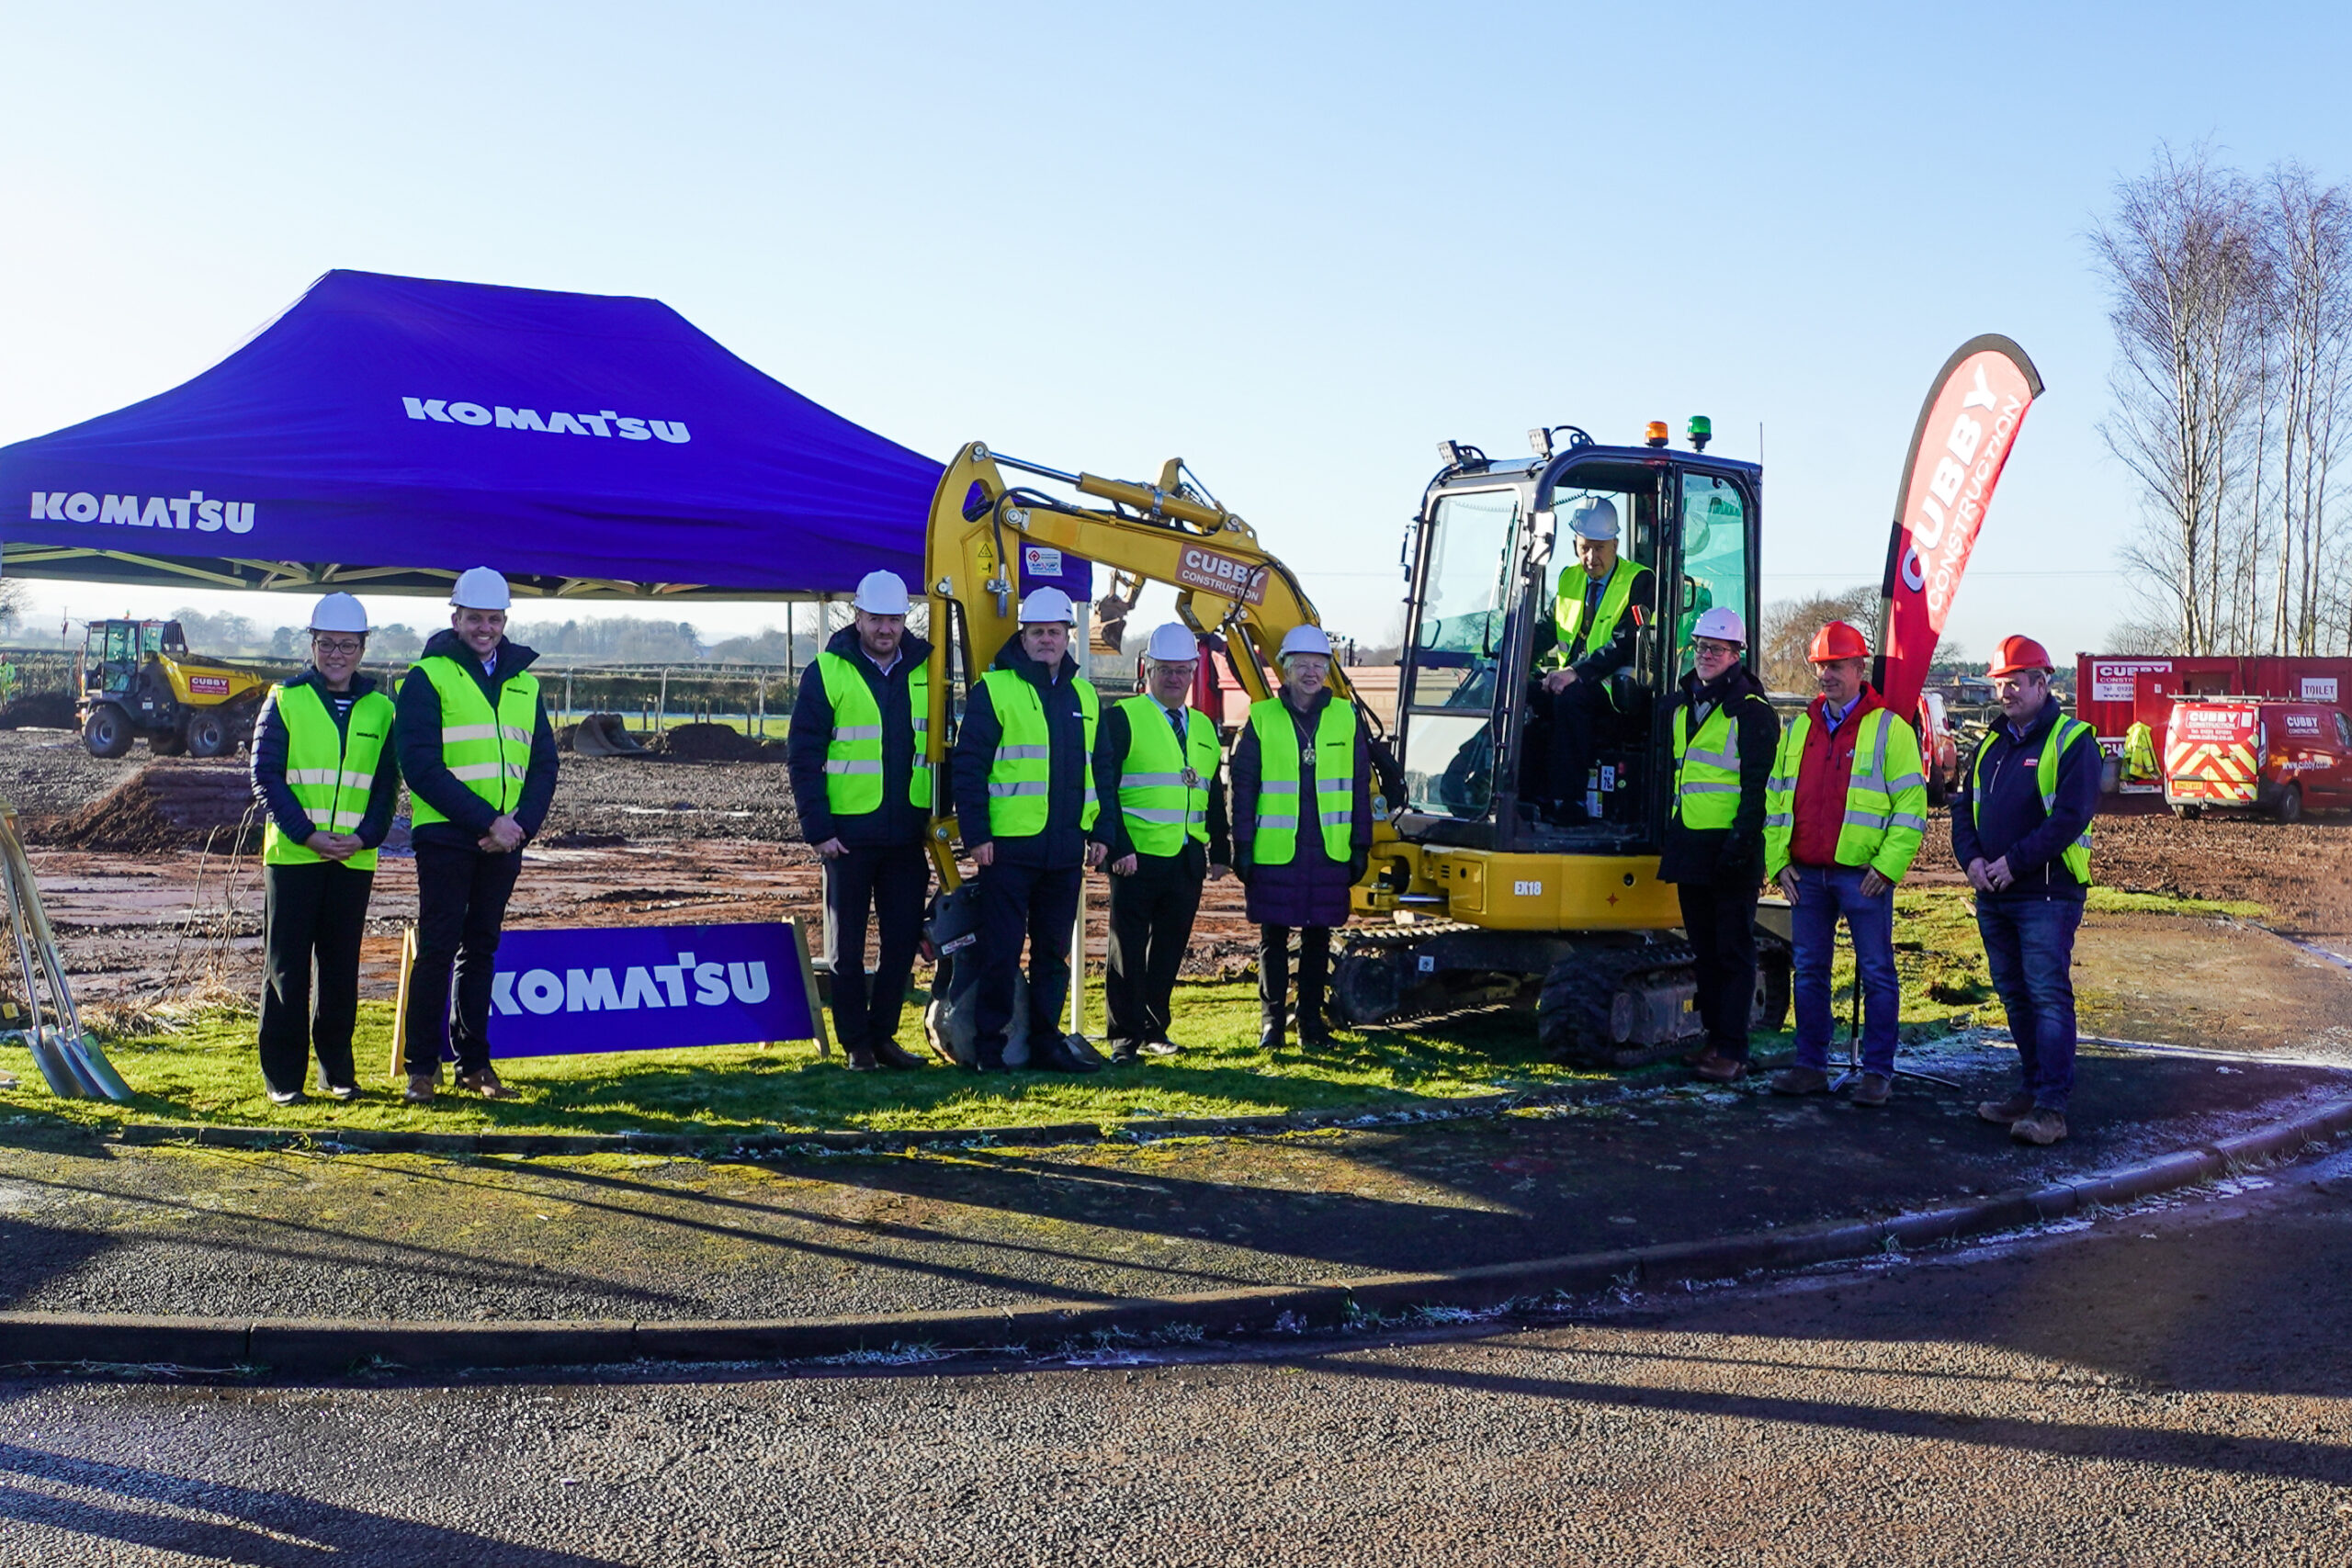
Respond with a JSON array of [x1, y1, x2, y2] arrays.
[[823, 842, 931, 1054], [404, 840, 524, 1077], [259, 860, 375, 1095], [972, 857, 1083, 1062], [1548, 677, 1611, 814], [1258, 924, 1332, 1026], [1105, 852, 1204, 1048], [1677, 877, 1760, 1058]]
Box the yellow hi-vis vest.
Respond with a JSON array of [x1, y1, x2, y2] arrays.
[[1763, 705, 1928, 883], [1114, 694, 1219, 857], [2123, 720, 2157, 782], [1671, 691, 1771, 830], [408, 655, 540, 828], [1249, 696, 1357, 865], [815, 650, 931, 815], [1973, 716, 2096, 885], [979, 667, 1098, 838], [1543, 556, 1641, 670], [262, 681, 395, 869]]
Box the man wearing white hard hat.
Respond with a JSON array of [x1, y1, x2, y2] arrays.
[[1231, 623, 1374, 1050], [1657, 606, 1780, 1084], [947, 585, 1108, 1073], [1091, 622, 1232, 1064], [1536, 497, 1656, 825], [394, 567, 560, 1103], [248, 592, 402, 1105], [786, 570, 933, 1071]]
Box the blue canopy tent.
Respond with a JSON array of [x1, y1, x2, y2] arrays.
[[0, 269, 939, 600]]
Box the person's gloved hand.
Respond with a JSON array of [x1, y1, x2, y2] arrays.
[[1348, 852, 1369, 886], [1233, 852, 1254, 886]]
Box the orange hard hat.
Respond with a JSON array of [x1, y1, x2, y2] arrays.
[[1806, 621, 1870, 663], [1986, 635, 2054, 678]]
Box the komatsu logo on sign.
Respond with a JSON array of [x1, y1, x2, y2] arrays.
[[491, 948, 768, 1016], [403, 398, 690, 444], [29, 491, 255, 533]]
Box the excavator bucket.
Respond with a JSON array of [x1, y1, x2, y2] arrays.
[[566, 713, 647, 757]]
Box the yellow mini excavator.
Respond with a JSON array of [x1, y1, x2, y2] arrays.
[[919, 427, 1786, 1066]]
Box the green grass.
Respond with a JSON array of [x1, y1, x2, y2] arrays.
[[0, 883, 2251, 1139], [2086, 886, 2267, 920], [0, 985, 1634, 1139]]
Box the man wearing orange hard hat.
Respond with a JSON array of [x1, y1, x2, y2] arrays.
[[1952, 635, 2098, 1147], [1761, 620, 1928, 1106]]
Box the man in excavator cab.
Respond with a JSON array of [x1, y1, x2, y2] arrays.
[[1532, 497, 1657, 824]]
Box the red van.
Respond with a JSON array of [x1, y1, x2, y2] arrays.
[[2165, 699, 2352, 821]]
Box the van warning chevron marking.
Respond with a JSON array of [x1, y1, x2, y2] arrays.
[[401, 398, 691, 444], [28, 491, 255, 533]]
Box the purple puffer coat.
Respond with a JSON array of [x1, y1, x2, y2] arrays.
[[1231, 689, 1374, 929]]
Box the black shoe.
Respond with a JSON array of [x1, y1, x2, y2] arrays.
[[1258, 1012, 1286, 1052], [871, 1038, 927, 1071], [844, 1047, 880, 1072], [266, 1088, 307, 1107], [1109, 1042, 1140, 1066], [1297, 1020, 1334, 1050], [1138, 1039, 1182, 1057], [1033, 1039, 1102, 1074], [320, 1082, 360, 1101]]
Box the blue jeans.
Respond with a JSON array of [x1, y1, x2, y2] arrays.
[[1976, 897, 2084, 1111], [1791, 863, 1899, 1075]]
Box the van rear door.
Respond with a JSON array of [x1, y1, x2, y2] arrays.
[[2164, 702, 2261, 808]]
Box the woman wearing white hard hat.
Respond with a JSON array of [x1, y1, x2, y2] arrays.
[[1657, 606, 1781, 1084], [393, 566, 560, 1102], [249, 592, 401, 1105], [785, 570, 934, 1071], [1230, 623, 1374, 1050], [947, 585, 1109, 1074]]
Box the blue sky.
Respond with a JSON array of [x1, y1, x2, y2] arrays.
[[6, 2, 2350, 660]]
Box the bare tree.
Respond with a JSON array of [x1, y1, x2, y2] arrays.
[[2094, 144, 2269, 654], [1759, 585, 1878, 694], [2261, 164, 2352, 654]]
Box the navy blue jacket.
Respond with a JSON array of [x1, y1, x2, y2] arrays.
[[1951, 694, 2098, 902], [786, 626, 934, 849], [395, 628, 561, 850], [950, 634, 1098, 868], [248, 668, 402, 851]]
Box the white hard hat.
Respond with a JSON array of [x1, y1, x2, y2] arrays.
[[1692, 606, 1747, 645], [308, 592, 371, 635], [1279, 625, 1333, 659], [1568, 499, 1621, 541], [1144, 622, 1199, 662], [1016, 586, 1076, 625], [853, 570, 910, 616], [449, 566, 512, 610]]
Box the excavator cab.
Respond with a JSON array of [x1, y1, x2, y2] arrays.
[[1394, 435, 1759, 858]]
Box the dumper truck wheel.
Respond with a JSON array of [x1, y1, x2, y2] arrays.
[[184, 709, 231, 758], [83, 705, 133, 759]]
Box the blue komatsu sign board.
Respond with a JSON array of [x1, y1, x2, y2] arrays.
[[484, 920, 821, 1058]]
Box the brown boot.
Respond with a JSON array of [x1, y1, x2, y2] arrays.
[[1690, 1050, 1748, 1084], [455, 1068, 515, 1100], [1849, 1072, 1892, 1107], [1769, 1066, 1830, 1096], [403, 1074, 436, 1104], [1977, 1091, 2035, 1126], [2010, 1107, 2069, 1145]]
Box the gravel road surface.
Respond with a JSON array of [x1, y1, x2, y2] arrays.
[[2, 1145, 2348, 1564]]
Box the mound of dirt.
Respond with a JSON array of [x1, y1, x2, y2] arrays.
[[0, 692, 78, 729], [25, 761, 263, 852], [654, 722, 764, 761]]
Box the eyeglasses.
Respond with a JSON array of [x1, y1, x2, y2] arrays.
[[311, 637, 364, 656], [1694, 639, 1739, 658]]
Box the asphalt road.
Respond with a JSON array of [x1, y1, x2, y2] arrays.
[[3, 1153, 2348, 1564]]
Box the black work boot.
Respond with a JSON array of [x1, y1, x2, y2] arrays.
[[1258, 926, 1290, 1052]]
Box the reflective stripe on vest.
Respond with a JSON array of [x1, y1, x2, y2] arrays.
[[1973, 715, 2095, 885], [408, 656, 540, 827], [1250, 696, 1356, 865], [814, 650, 932, 815], [1762, 704, 1928, 879], [262, 682, 395, 868], [1545, 555, 1640, 668], [1672, 694, 1762, 830], [1115, 694, 1219, 856], [980, 668, 1098, 837]]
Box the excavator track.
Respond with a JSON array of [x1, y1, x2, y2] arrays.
[[1534, 940, 1702, 1068]]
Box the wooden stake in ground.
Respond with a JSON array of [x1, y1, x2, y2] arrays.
[[388, 923, 416, 1082]]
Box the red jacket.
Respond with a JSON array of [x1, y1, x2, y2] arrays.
[[1790, 687, 1886, 869]]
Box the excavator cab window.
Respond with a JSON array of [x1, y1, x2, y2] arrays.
[[1674, 474, 1750, 680], [1399, 488, 1519, 819]]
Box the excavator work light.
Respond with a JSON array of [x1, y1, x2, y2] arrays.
[[1644, 421, 1670, 448]]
